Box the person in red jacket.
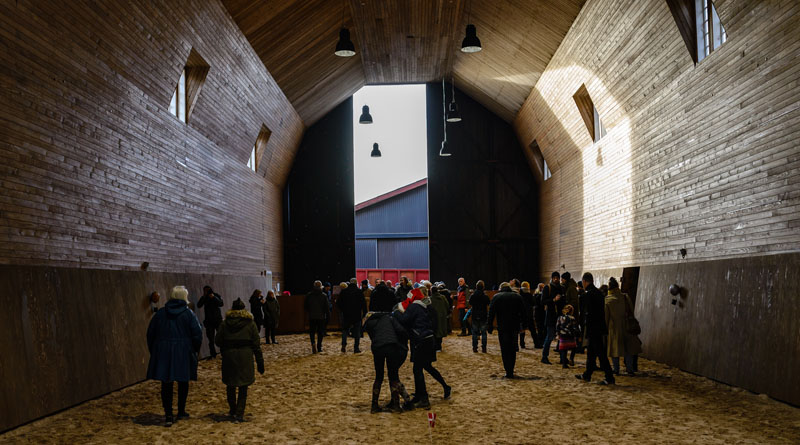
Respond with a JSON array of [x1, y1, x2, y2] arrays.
[[456, 277, 471, 336]]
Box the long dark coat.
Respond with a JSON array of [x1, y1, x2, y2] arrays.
[[215, 310, 265, 387], [146, 299, 203, 382], [263, 295, 280, 329]]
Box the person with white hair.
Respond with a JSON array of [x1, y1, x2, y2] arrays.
[[146, 285, 203, 427]]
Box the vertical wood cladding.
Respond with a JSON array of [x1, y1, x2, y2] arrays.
[[427, 83, 540, 288], [514, 0, 800, 277], [0, 0, 304, 279], [283, 99, 355, 293]]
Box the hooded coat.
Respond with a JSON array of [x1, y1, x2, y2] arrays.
[[393, 297, 436, 362], [215, 309, 265, 387], [604, 288, 628, 358], [146, 299, 203, 382], [363, 312, 409, 353], [488, 287, 524, 332], [263, 294, 280, 329], [428, 289, 450, 339]]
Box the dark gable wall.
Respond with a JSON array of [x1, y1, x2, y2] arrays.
[[0, 0, 303, 431], [427, 83, 540, 288], [283, 98, 355, 293]]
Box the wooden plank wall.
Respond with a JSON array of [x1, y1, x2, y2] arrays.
[[0, 0, 304, 277], [512, 0, 800, 403], [0, 0, 305, 431], [635, 252, 800, 405], [514, 0, 800, 277], [0, 264, 268, 432]]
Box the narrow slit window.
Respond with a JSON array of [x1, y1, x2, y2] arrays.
[[248, 124, 272, 173], [573, 84, 606, 143], [543, 159, 551, 181], [247, 145, 256, 171], [696, 0, 726, 61], [167, 48, 210, 124]]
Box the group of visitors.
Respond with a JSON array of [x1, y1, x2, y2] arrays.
[[146, 285, 279, 427], [482, 272, 643, 385]]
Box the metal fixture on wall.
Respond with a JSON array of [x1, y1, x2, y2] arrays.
[[334, 0, 356, 57], [446, 76, 461, 123], [460, 0, 482, 53], [439, 78, 451, 156], [359, 105, 373, 124], [680, 248, 687, 258], [370, 142, 382, 158]]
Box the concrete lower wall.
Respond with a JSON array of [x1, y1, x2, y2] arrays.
[[0, 264, 267, 432], [636, 252, 800, 406]]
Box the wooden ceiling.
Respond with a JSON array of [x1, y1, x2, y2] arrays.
[[222, 0, 585, 125]]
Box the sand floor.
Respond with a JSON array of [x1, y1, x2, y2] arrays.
[[3, 333, 800, 444]]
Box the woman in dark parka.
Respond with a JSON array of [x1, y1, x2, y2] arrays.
[[146, 285, 203, 427], [362, 311, 413, 413], [263, 290, 281, 344], [248, 289, 265, 337], [215, 298, 265, 422]]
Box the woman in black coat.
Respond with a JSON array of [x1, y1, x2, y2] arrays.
[[146, 285, 203, 427], [248, 289, 265, 337], [362, 312, 412, 413]]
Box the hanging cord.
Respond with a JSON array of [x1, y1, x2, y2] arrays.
[[442, 77, 447, 143]]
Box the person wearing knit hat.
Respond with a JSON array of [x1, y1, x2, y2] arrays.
[[393, 287, 451, 409], [215, 298, 265, 422], [146, 285, 203, 427]]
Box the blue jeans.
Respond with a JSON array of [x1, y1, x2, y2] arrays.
[[472, 320, 487, 350], [542, 325, 556, 360], [341, 320, 361, 351]]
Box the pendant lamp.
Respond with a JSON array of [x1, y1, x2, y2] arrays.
[[461, 24, 482, 53], [370, 142, 382, 158], [446, 79, 462, 122], [335, 28, 356, 57], [359, 105, 373, 124]]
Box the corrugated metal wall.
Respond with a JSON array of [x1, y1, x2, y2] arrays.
[[378, 238, 429, 268], [355, 185, 428, 236], [355, 239, 377, 268]]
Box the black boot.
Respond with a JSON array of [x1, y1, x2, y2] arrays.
[[371, 383, 382, 413]]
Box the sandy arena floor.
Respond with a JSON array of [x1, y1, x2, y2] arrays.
[[3, 333, 800, 444]]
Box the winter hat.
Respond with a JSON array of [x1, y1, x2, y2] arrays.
[[562, 272, 571, 281], [170, 286, 189, 302], [413, 282, 421, 289], [232, 298, 246, 310], [401, 288, 425, 310]]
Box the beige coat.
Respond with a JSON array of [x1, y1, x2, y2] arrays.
[[604, 289, 628, 358]]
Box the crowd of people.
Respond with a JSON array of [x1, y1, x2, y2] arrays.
[[145, 272, 642, 427]]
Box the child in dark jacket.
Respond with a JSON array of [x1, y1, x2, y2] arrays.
[[215, 298, 264, 422], [556, 304, 580, 368]]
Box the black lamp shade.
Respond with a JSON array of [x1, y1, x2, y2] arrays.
[[446, 101, 461, 122], [370, 143, 382, 157], [335, 28, 356, 57], [461, 24, 482, 53], [359, 105, 373, 124], [439, 140, 451, 157]]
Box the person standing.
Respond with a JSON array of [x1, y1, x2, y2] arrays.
[[393, 288, 451, 409], [605, 277, 631, 375], [519, 282, 535, 349], [469, 280, 491, 353], [487, 282, 525, 378], [322, 282, 333, 336], [396, 276, 413, 304], [540, 272, 563, 364], [263, 290, 280, 344], [369, 280, 396, 312], [146, 286, 203, 427], [533, 283, 546, 348], [576, 273, 615, 385], [215, 298, 264, 422], [304, 280, 330, 353], [337, 278, 367, 353], [248, 289, 265, 339], [362, 312, 413, 413], [428, 284, 450, 352], [438, 283, 454, 335], [556, 304, 580, 368], [561, 273, 580, 331], [456, 277, 470, 336], [197, 285, 224, 358]]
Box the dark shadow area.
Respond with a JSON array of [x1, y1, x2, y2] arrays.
[[130, 413, 164, 426], [283, 98, 356, 294], [425, 82, 543, 288]]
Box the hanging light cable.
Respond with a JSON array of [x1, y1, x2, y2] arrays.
[[446, 76, 462, 123], [440, 78, 451, 157], [335, 0, 356, 57], [461, 0, 482, 53]]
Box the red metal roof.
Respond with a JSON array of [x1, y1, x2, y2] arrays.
[[355, 178, 428, 211]]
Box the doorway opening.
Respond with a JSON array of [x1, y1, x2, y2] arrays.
[[352, 85, 430, 286]]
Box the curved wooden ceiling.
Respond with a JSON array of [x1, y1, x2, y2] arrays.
[[223, 0, 585, 126]]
